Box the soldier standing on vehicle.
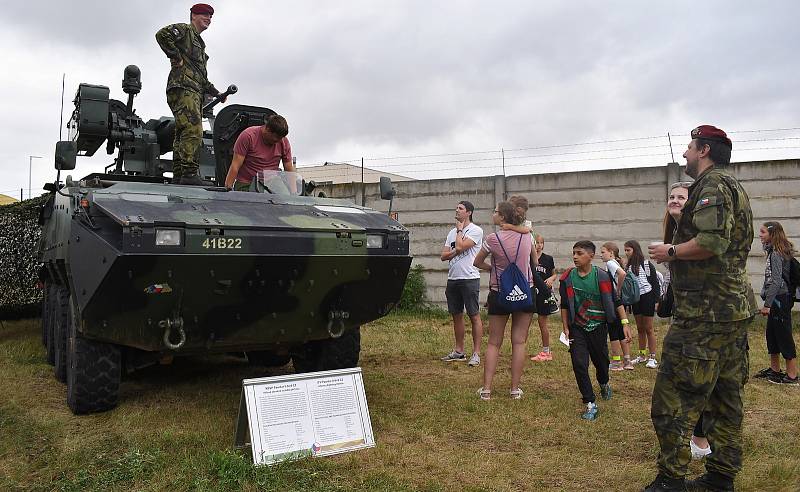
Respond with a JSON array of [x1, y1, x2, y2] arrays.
[[156, 3, 224, 185], [645, 125, 757, 492]]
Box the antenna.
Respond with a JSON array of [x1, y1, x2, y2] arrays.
[[59, 73, 65, 140]]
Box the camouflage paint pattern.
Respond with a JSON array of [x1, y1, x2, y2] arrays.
[[166, 88, 202, 178], [653, 164, 756, 480], [671, 167, 757, 322], [40, 182, 411, 353], [651, 318, 750, 479]]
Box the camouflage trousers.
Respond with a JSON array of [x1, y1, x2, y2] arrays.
[[166, 88, 202, 178], [651, 317, 751, 480]]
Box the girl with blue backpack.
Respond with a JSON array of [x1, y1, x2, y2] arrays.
[[473, 200, 538, 401], [624, 240, 660, 369]]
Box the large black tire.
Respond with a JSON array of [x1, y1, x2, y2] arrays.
[[53, 286, 70, 383], [291, 327, 361, 374], [66, 298, 121, 415], [246, 350, 292, 367]]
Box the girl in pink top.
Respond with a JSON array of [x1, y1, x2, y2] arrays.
[[473, 200, 537, 401]]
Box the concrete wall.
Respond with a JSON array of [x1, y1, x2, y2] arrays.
[[319, 159, 800, 309]]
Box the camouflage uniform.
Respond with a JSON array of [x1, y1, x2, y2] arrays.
[[651, 166, 757, 481], [155, 23, 219, 178]]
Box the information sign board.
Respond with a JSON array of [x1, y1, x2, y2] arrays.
[[234, 367, 375, 465]]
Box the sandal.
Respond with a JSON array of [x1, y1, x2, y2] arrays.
[[510, 388, 523, 400], [477, 387, 491, 401]]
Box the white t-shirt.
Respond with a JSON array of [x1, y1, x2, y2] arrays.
[[606, 259, 622, 283], [444, 224, 483, 280]]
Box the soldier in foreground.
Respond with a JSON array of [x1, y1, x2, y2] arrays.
[[646, 126, 756, 492], [156, 3, 224, 185]]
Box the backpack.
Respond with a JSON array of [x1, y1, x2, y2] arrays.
[[786, 256, 800, 302], [620, 269, 641, 306], [494, 233, 534, 312], [645, 261, 661, 299]]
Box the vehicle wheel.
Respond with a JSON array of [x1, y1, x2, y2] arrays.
[[44, 284, 57, 365], [291, 327, 360, 374], [66, 299, 121, 415], [246, 350, 292, 367], [53, 286, 70, 383]]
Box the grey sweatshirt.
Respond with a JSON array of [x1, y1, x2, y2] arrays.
[[761, 246, 790, 308]]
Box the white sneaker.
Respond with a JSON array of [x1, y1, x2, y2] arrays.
[[645, 358, 658, 369], [690, 438, 712, 460], [468, 352, 481, 367], [632, 355, 648, 364]]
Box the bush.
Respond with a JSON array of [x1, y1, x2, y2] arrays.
[[398, 264, 428, 311]]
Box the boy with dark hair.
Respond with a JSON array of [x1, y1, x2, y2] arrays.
[[559, 240, 629, 420]]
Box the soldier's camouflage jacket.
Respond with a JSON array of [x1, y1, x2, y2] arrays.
[[155, 23, 219, 96], [672, 166, 757, 323]]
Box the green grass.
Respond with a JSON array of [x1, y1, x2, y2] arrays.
[[1, 313, 799, 491]]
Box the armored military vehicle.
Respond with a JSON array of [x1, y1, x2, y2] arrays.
[[38, 66, 411, 414]]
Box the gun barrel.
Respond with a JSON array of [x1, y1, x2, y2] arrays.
[[203, 84, 237, 113]]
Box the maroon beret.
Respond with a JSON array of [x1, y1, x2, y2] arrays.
[[691, 125, 732, 148], [191, 3, 214, 15]]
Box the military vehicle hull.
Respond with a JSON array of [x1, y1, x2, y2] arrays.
[[42, 181, 408, 351], [40, 180, 411, 413]]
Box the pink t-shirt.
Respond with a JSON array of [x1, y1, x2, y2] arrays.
[[482, 230, 533, 291], [233, 125, 292, 183]]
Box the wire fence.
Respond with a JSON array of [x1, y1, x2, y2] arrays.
[[296, 127, 800, 182], [4, 127, 800, 197]]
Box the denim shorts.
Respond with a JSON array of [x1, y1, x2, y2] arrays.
[[446, 278, 481, 316]]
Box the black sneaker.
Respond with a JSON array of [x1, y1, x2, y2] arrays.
[[768, 373, 799, 385], [686, 471, 734, 491], [644, 473, 687, 492], [753, 367, 783, 379]]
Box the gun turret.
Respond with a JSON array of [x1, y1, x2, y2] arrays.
[[61, 65, 236, 182]]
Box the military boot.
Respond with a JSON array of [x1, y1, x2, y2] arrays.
[[178, 174, 204, 186], [686, 471, 734, 491], [644, 473, 687, 492]]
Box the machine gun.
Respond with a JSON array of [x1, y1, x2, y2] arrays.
[[60, 65, 236, 183]]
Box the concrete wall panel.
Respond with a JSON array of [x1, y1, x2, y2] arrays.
[[326, 159, 800, 309]]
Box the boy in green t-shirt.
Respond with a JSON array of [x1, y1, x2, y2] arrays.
[[559, 241, 630, 420]]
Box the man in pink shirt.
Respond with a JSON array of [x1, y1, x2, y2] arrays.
[[224, 114, 294, 190]]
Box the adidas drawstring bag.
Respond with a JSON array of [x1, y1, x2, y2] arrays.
[[494, 233, 534, 312]]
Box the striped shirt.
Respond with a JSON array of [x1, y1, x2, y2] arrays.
[[627, 262, 654, 295]]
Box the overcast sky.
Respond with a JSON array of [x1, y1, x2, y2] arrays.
[[2, 1, 799, 198]]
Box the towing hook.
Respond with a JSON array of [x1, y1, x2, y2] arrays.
[[159, 316, 186, 350], [326, 310, 349, 338]]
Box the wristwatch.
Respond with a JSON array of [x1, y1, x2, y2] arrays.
[[668, 245, 677, 258]]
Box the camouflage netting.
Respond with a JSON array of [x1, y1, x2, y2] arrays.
[[0, 194, 47, 319]]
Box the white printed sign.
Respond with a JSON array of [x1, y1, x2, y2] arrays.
[[234, 367, 375, 465]]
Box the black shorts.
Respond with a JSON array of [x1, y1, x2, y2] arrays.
[[608, 318, 625, 341], [446, 278, 481, 316], [487, 290, 535, 316], [632, 289, 656, 317], [766, 293, 796, 360]]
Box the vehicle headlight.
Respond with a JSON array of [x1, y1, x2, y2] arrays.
[[366, 234, 385, 249], [155, 229, 182, 246]]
